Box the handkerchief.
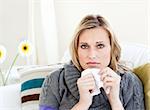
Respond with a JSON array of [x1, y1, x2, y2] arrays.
[[81, 68, 102, 96], [81, 68, 110, 96]]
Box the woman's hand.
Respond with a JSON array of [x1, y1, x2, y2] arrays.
[[101, 67, 123, 109], [77, 74, 96, 108]]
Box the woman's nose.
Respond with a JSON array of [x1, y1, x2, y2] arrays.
[[88, 49, 97, 59]]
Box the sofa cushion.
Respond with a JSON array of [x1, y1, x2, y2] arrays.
[[133, 63, 150, 110], [19, 64, 63, 110]]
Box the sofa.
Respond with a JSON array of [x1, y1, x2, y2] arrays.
[[0, 43, 149, 110]]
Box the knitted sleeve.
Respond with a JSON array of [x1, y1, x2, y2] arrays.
[[120, 72, 145, 110], [39, 70, 62, 110]]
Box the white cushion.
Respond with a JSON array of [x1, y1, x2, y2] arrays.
[[120, 42, 150, 68], [0, 84, 21, 110]]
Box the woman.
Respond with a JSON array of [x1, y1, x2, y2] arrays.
[[39, 15, 145, 110]]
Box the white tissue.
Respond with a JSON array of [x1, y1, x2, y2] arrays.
[[81, 68, 102, 96], [81, 68, 110, 96]]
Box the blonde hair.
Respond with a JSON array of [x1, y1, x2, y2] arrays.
[[70, 15, 121, 72]]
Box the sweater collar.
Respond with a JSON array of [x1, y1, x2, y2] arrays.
[[63, 62, 113, 108], [64, 62, 81, 100]]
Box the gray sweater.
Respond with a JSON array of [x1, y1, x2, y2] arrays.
[[39, 63, 145, 110]]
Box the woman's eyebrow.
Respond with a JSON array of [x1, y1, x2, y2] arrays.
[[96, 41, 104, 44], [79, 42, 88, 45]]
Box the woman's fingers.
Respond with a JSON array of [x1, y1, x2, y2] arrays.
[[101, 67, 120, 82], [100, 67, 121, 94], [77, 74, 96, 92], [103, 76, 114, 84]]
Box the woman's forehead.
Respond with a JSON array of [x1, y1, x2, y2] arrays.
[[78, 27, 110, 43]]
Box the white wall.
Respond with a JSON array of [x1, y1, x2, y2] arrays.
[[0, 0, 149, 67], [148, 0, 150, 48], [54, 0, 148, 60], [0, 0, 28, 69]]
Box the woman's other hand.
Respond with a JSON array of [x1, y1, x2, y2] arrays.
[[101, 67, 123, 109]]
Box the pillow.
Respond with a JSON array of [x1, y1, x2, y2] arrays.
[[133, 63, 150, 110], [120, 42, 150, 68], [19, 64, 63, 110]]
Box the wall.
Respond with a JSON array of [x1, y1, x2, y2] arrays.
[[0, 0, 149, 67], [54, 0, 148, 60], [0, 0, 28, 69], [147, 0, 150, 48]]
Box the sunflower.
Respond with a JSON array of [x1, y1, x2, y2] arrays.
[[18, 40, 33, 57], [0, 45, 6, 64]]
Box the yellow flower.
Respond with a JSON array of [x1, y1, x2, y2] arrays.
[[18, 40, 33, 57], [0, 45, 6, 64], [0, 40, 33, 86]]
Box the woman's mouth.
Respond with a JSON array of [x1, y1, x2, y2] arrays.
[[86, 62, 100, 67]]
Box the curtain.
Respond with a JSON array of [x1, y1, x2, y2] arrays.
[[28, 0, 59, 65]]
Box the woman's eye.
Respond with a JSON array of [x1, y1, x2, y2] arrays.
[[97, 44, 105, 49], [80, 45, 88, 49]]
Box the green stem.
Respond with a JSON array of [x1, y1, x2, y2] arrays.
[[0, 69, 5, 86], [4, 53, 19, 85]]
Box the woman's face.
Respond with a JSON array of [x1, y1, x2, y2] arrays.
[[77, 27, 111, 70]]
